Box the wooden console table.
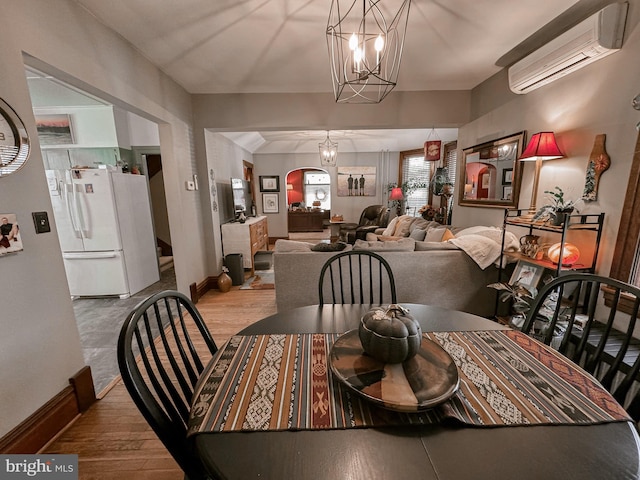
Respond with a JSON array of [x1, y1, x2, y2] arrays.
[[221, 216, 269, 275], [288, 210, 325, 232]]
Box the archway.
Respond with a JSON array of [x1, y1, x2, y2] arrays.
[[285, 168, 331, 234]]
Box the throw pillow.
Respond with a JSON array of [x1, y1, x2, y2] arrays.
[[409, 228, 427, 241], [311, 241, 348, 252], [424, 227, 455, 242]]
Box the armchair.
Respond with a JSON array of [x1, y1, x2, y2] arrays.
[[340, 205, 389, 244]]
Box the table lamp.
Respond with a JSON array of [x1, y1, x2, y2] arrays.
[[389, 187, 404, 216], [519, 132, 564, 218]]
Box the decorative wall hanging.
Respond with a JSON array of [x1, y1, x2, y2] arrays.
[[337, 166, 376, 196], [582, 134, 610, 202], [0, 213, 23, 255], [424, 129, 442, 161]]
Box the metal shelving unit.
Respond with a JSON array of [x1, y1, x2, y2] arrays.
[[499, 209, 605, 281]]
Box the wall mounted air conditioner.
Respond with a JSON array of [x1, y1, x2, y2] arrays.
[[508, 2, 628, 94]]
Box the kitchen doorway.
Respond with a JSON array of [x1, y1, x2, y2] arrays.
[[25, 65, 176, 395]]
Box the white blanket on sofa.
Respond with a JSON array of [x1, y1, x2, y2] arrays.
[[448, 226, 519, 270]]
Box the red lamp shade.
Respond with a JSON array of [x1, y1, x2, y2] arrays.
[[389, 187, 404, 201], [547, 242, 580, 266], [519, 132, 565, 161]]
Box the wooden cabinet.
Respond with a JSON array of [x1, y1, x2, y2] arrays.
[[221, 216, 269, 274], [288, 210, 325, 232]]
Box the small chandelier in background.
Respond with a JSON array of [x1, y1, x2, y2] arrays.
[[326, 0, 412, 103], [319, 131, 338, 166]]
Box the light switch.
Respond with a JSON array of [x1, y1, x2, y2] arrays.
[[32, 211, 51, 234]]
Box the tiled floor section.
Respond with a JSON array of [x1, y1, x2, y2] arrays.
[[73, 267, 176, 395]]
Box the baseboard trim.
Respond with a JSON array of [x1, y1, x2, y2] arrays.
[[190, 277, 216, 304], [0, 366, 96, 454]]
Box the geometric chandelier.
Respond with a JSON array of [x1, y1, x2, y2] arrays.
[[326, 0, 412, 104], [319, 131, 338, 166]]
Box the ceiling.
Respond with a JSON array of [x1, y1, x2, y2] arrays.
[[74, 0, 581, 95], [36, 0, 596, 153]]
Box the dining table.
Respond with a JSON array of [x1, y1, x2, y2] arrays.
[[188, 304, 640, 479]]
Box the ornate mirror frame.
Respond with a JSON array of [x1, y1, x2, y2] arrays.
[[458, 131, 525, 209]]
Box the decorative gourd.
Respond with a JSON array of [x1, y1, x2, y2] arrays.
[[358, 304, 422, 364]]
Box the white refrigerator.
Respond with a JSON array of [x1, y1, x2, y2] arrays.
[[46, 168, 160, 298]]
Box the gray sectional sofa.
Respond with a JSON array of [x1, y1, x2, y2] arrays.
[[273, 241, 501, 318]]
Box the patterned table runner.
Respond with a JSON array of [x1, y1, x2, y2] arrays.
[[188, 330, 629, 435]]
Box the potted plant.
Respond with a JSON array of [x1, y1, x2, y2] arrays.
[[532, 186, 579, 226], [488, 281, 537, 329], [489, 275, 568, 342]]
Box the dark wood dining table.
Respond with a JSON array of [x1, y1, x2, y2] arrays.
[[189, 304, 640, 480]]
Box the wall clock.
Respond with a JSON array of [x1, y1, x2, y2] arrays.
[[0, 97, 31, 177]]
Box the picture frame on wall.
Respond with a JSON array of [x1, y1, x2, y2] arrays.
[[35, 114, 75, 145], [502, 168, 513, 185], [262, 193, 279, 213], [259, 176, 280, 192]]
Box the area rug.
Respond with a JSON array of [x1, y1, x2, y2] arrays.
[[240, 269, 275, 290]]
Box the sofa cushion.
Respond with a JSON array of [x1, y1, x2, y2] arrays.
[[424, 227, 455, 242], [274, 239, 315, 252], [353, 238, 416, 252], [311, 241, 348, 252], [415, 241, 460, 251]]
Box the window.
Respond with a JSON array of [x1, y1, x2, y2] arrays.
[[398, 149, 431, 215], [304, 172, 331, 210], [397, 142, 457, 218]]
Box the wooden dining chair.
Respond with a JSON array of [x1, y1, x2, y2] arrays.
[[521, 273, 640, 420], [117, 290, 220, 480], [318, 250, 397, 306]]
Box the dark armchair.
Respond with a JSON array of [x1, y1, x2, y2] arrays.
[[340, 205, 389, 244]]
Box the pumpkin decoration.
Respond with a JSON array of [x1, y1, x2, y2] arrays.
[[358, 304, 422, 364], [547, 242, 580, 266]]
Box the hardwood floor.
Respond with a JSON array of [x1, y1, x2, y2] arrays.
[[42, 286, 277, 479]]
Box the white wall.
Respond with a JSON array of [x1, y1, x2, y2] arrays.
[[453, 1, 640, 277], [201, 132, 254, 272], [253, 151, 399, 237], [0, 0, 204, 437], [33, 105, 118, 147]]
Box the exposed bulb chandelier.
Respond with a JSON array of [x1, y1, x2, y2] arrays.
[[326, 0, 412, 103], [319, 131, 338, 166]]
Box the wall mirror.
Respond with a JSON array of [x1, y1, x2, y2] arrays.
[[458, 131, 525, 209]]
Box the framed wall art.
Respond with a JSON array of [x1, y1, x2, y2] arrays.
[[262, 193, 279, 213], [336, 166, 376, 197], [35, 114, 75, 145], [259, 175, 280, 192]]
